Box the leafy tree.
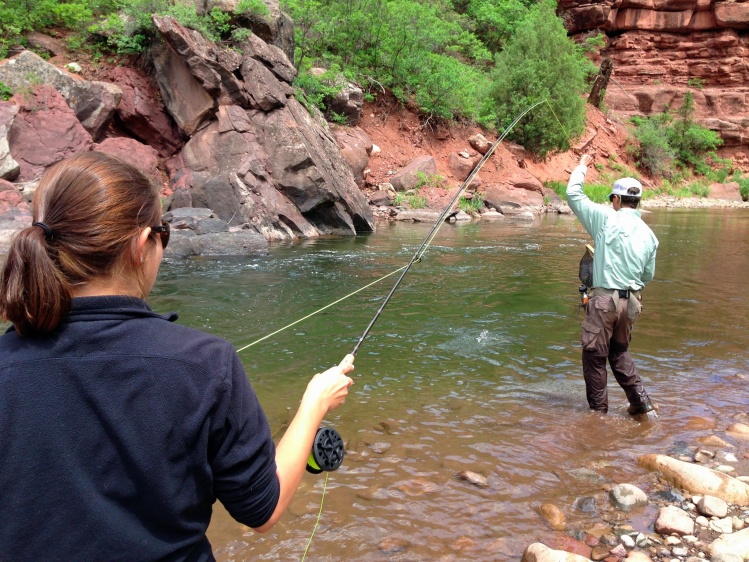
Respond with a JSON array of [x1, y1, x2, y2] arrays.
[[458, 0, 535, 53], [488, 0, 593, 157], [281, 0, 493, 123]]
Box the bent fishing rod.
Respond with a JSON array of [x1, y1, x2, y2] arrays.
[[349, 99, 545, 357]]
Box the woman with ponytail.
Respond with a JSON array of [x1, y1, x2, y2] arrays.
[[0, 152, 354, 561]]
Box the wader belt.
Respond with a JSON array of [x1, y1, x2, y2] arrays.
[[591, 287, 642, 321]]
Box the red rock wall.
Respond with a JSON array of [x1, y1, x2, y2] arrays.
[[559, 0, 749, 148]]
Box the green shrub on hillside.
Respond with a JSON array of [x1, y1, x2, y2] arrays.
[[629, 92, 722, 178], [489, 0, 593, 157]]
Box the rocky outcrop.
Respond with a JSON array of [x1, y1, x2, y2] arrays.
[[335, 127, 373, 187], [151, 16, 374, 241], [162, 207, 268, 257], [558, 0, 749, 150], [0, 6, 375, 255]]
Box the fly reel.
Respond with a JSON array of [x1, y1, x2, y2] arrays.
[[306, 427, 345, 474]]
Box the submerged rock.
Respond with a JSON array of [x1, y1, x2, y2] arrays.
[[538, 503, 567, 531], [457, 470, 488, 488]]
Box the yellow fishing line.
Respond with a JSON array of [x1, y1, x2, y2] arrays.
[[235, 265, 408, 353], [300, 472, 329, 562]]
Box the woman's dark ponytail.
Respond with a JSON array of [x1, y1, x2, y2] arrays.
[[0, 152, 160, 337], [0, 225, 70, 336]]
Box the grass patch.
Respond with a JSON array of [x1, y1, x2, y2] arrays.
[[544, 180, 611, 203], [394, 193, 427, 209], [644, 179, 711, 199], [458, 193, 484, 213]]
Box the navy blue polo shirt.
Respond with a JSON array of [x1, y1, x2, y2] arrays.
[[0, 296, 280, 561]]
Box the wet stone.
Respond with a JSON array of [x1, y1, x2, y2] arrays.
[[574, 496, 598, 514], [591, 545, 610, 560], [656, 489, 686, 503], [668, 441, 694, 457], [379, 537, 409, 554], [621, 534, 636, 548], [538, 503, 567, 531], [457, 470, 488, 488]]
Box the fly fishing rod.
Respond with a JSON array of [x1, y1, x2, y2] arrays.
[[350, 99, 545, 357]]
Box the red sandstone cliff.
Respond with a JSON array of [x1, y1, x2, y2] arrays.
[[559, 0, 749, 159]]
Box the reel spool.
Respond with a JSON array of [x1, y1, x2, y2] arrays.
[[306, 427, 345, 474]]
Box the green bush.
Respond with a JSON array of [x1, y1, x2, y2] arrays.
[[236, 0, 269, 17], [488, 0, 593, 157], [628, 113, 677, 177], [733, 173, 749, 201], [543, 179, 611, 203], [630, 92, 722, 178], [292, 66, 344, 115], [456, 0, 535, 53], [414, 171, 446, 190]]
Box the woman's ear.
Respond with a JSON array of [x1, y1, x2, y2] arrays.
[[136, 227, 152, 265]]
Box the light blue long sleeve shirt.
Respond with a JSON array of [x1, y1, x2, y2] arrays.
[[566, 164, 658, 291]]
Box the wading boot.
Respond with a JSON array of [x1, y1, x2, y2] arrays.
[[628, 396, 656, 417]]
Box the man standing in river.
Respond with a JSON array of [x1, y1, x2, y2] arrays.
[[566, 153, 658, 416]]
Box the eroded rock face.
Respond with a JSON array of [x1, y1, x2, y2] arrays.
[[0, 51, 121, 140], [558, 0, 749, 149], [8, 85, 93, 182], [104, 66, 183, 157]]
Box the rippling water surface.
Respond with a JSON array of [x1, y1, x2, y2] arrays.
[[150, 208, 749, 561]]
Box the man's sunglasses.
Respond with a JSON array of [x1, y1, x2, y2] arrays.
[[151, 220, 170, 249]]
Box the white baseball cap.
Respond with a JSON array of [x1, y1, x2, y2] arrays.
[[610, 177, 642, 198]]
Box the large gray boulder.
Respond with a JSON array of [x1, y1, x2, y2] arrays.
[[0, 51, 121, 140]]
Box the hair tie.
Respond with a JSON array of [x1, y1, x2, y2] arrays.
[[32, 222, 54, 240]]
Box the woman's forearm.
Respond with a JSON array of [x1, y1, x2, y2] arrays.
[[253, 355, 354, 533], [253, 398, 326, 533]]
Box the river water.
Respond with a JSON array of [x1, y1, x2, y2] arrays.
[[150, 208, 749, 561]]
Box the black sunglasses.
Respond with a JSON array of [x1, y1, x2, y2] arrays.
[[150, 220, 170, 249]]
